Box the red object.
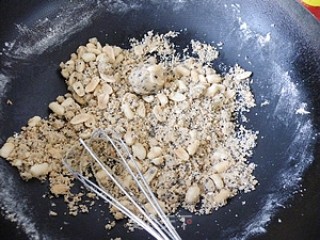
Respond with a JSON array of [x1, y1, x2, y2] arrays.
[[301, 1, 320, 20]]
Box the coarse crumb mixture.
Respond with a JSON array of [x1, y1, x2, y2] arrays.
[[0, 31, 257, 219]]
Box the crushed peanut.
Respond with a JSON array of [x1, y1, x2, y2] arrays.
[[105, 221, 116, 230], [0, 31, 257, 223]]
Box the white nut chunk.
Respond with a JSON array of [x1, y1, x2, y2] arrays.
[[128, 64, 165, 95], [206, 84, 225, 97], [212, 161, 230, 173], [103, 45, 116, 63], [49, 102, 65, 116], [97, 93, 110, 110], [100, 73, 116, 83], [122, 103, 134, 120], [30, 163, 49, 177], [101, 83, 113, 95], [70, 113, 92, 125], [189, 130, 199, 140], [187, 140, 200, 156], [211, 174, 224, 190], [137, 101, 146, 118], [174, 147, 189, 161], [176, 80, 188, 92], [213, 189, 231, 205], [190, 83, 208, 98], [84, 115, 96, 128], [28, 116, 41, 127], [0, 142, 15, 158], [132, 142, 146, 160], [169, 92, 186, 102], [75, 60, 85, 73], [151, 157, 164, 166], [185, 184, 201, 204], [152, 105, 166, 122], [147, 146, 162, 159], [82, 52, 96, 62], [124, 131, 136, 146], [191, 70, 199, 82], [85, 76, 100, 93], [156, 93, 168, 106], [72, 81, 85, 97], [206, 74, 222, 83], [142, 95, 155, 103], [235, 71, 252, 80]]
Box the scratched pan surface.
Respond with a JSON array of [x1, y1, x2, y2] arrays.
[[0, 0, 319, 239]]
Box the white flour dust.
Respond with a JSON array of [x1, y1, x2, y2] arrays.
[[0, 73, 10, 126], [260, 99, 270, 107], [235, 121, 314, 240], [296, 103, 310, 115], [272, 69, 300, 126], [234, 63, 315, 239], [227, 3, 272, 49], [1, 1, 143, 59], [239, 20, 272, 47], [2, 3, 95, 58], [0, 166, 48, 240], [225, 3, 315, 239]]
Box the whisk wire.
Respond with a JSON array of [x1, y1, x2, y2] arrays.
[[105, 131, 181, 240], [79, 137, 171, 240], [64, 161, 163, 239], [64, 129, 181, 240]]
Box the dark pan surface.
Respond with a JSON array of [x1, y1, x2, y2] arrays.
[[0, 0, 319, 239]]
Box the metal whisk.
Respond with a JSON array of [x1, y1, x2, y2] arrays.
[[63, 129, 181, 240]]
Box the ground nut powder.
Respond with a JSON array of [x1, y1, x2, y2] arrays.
[[0, 31, 257, 220]]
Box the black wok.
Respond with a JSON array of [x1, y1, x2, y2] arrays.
[[0, 0, 319, 239]]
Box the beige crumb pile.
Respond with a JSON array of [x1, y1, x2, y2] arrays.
[[0, 31, 257, 219]]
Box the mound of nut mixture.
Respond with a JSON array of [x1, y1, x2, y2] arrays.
[[0, 31, 257, 219]]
